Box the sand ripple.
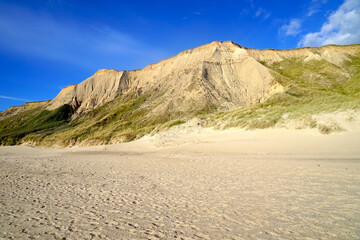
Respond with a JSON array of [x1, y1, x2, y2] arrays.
[[1, 147, 359, 239]]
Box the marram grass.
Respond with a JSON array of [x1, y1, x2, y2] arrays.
[[1, 55, 359, 146]]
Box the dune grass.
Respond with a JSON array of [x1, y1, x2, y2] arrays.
[[209, 56, 360, 131], [23, 93, 186, 146], [0, 104, 74, 145], [1, 55, 359, 146]]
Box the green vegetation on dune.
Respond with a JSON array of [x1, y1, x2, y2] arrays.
[[1, 54, 359, 146], [25, 94, 151, 146], [209, 56, 360, 132], [343, 56, 360, 93], [23, 93, 189, 146], [0, 92, 191, 146], [168, 120, 186, 128], [0, 104, 74, 145]]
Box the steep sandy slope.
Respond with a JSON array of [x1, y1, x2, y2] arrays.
[[46, 41, 284, 116], [46, 69, 130, 115], [46, 41, 360, 118], [128, 41, 283, 113], [1, 41, 359, 146], [246, 44, 360, 66]]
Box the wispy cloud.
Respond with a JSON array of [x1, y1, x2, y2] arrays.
[[254, 8, 271, 19], [0, 3, 167, 70], [0, 95, 32, 102], [307, 0, 328, 16], [279, 19, 302, 36], [299, 0, 360, 47], [246, 0, 255, 8], [240, 1, 270, 20]]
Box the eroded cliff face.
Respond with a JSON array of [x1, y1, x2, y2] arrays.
[[246, 44, 359, 66], [46, 69, 130, 115], [46, 41, 285, 116], [130, 41, 283, 114], [1, 41, 360, 146], [43, 41, 359, 119]]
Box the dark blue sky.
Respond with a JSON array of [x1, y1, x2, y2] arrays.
[[1, 0, 359, 110]]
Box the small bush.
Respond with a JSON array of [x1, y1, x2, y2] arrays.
[[168, 120, 186, 128]]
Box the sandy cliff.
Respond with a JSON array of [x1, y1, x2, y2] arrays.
[[46, 69, 130, 115], [46, 41, 360, 117], [46, 41, 285, 116], [1, 41, 359, 146], [247, 44, 359, 66]]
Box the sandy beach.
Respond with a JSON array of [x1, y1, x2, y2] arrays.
[[1, 127, 360, 239]]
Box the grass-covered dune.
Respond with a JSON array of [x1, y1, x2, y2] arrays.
[[1, 45, 359, 147], [210, 55, 360, 132], [0, 104, 74, 145]]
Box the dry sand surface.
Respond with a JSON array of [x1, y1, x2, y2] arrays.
[[1, 127, 360, 239]]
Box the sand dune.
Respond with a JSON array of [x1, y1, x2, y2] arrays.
[[45, 42, 359, 118], [1, 128, 360, 239]]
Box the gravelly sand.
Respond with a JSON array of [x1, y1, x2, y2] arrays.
[[1, 128, 360, 239]]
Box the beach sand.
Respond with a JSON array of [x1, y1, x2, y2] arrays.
[[1, 128, 360, 239]]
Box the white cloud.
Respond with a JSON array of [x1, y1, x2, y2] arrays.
[[254, 8, 271, 19], [246, 0, 255, 8], [299, 0, 360, 47], [280, 19, 302, 36], [307, 0, 328, 16], [255, 8, 264, 17]]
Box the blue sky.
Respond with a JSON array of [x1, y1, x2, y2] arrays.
[[1, 0, 359, 111]]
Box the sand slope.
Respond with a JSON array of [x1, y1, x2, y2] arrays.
[[46, 41, 284, 116], [1, 128, 360, 239], [45, 42, 360, 117]]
